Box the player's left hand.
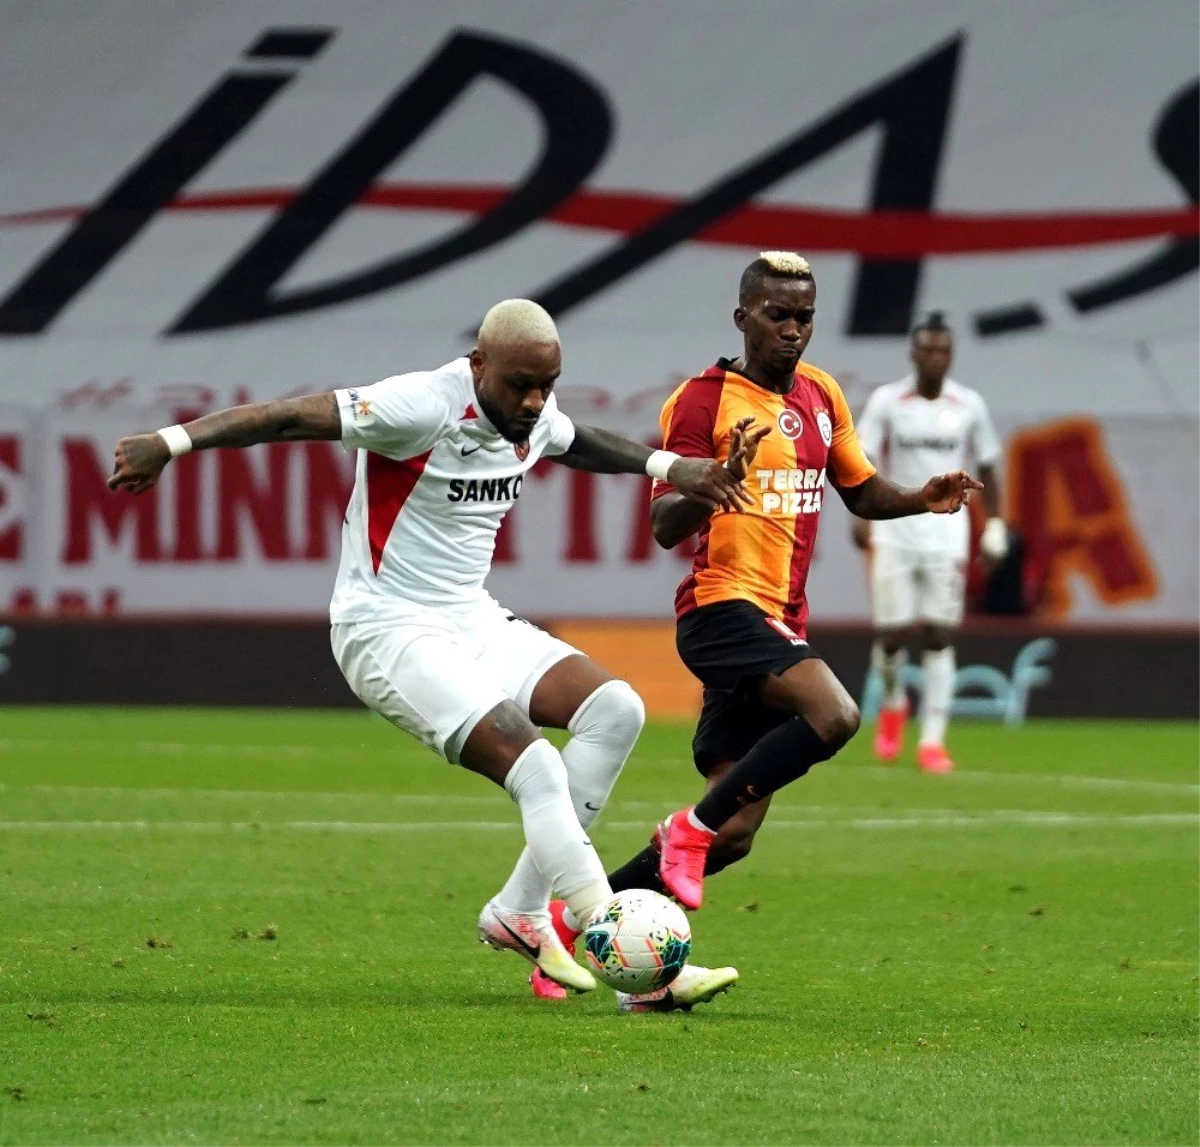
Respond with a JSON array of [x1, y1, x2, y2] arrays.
[[921, 469, 984, 514], [726, 416, 772, 483], [668, 457, 755, 513]]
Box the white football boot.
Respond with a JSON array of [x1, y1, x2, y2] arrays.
[[477, 899, 597, 993], [617, 964, 738, 1012]]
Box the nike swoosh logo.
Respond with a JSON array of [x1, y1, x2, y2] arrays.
[[497, 919, 539, 958], [461, 444, 482, 457], [584, 802, 601, 812]]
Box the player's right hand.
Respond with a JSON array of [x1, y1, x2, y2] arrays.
[[107, 433, 172, 495], [668, 456, 754, 513]]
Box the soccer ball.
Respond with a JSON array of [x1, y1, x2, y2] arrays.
[[583, 889, 691, 994]]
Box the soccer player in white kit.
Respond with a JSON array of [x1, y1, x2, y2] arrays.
[[108, 299, 750, 1008], [852, 313, 1008, 773]]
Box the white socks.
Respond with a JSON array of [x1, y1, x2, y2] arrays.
[[501, 738, 612, 924], [496, 681, 644, 920], [871, 641, 909, 710], [686, 807, 717, 834], [919, 647, 956, 748], [497, 682, 643, 916]]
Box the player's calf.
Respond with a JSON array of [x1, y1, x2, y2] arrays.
[[493, 679, 644, 922], [917, 645, 957, 767], [871, 638, 911, 762], [697, 783, 771, 875], [706, 819, 760, 875], [498, 738, 612, 925]]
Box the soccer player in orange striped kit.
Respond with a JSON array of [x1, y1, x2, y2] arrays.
[[615, 251, 982, 914], [530, 253, 982, 1007]]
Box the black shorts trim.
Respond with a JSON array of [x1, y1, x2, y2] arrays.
[[676, 599, 817, 774]]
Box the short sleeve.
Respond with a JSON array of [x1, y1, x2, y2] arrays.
[[540, 393, 577, 456], [335, 374, 448, 459], [855, 387, 887, 462], [651, 378, 722, 499], [970, 393, 1003, 467], [817, 373, 877, 489]]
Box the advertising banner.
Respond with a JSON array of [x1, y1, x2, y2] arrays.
[[0, 1, 1195, 622]]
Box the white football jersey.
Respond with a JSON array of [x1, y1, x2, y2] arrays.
[[856, 376, 1001, 555], [329, 357, 575, 621]]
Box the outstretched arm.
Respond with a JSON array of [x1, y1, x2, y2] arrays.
[[838, 470, 983, 520], [108, 394, 340, 494], [553, 423, 753, 513]]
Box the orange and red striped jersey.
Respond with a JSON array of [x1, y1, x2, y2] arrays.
[[652, 358, 876, 636]]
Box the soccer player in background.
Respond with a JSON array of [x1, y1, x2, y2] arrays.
[[531, 253, 982, 983], [107, 299, 748, 1009], [851, 312, 1007, 773]]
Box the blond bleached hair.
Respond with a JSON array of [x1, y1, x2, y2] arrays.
[[757, 250, 812, 276], [477, 298, 560, 347], [739, 251, 814, 303]]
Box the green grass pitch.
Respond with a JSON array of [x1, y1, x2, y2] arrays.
[[1, 708, 1196, 1146]]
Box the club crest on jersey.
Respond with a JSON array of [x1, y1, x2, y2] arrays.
[[816, 410, 833, 446], [777, 409, 803, 439], [514, 440, 530, 461]]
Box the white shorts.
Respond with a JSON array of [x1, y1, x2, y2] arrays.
[[331, 597, 579, 763], [870, 545, 966, 629]]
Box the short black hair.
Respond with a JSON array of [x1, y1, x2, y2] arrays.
[[738, 251, 814, 305], [911, 310, 952, 343]]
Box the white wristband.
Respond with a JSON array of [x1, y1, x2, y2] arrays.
[[156, 424, 193, 458], [645, 449, 681, 482]]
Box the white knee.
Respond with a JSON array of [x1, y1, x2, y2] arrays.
[[563, 680, 645, 828], [568, 679, 646, 754]]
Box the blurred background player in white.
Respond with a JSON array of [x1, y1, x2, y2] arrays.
[[852, 312, 1007, 773], [108, 299, 748, 1005]]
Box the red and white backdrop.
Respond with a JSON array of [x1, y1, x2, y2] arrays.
[[0, 0, 1196, 624]]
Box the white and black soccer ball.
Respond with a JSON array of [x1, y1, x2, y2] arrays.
[[583, 889, 691, 994]]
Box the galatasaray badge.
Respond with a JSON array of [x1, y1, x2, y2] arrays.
[[816, 410, 833, 446]]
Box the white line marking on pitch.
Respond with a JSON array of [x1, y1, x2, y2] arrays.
[[907, 769, 1199, 797], [0, 813, 1194, 833], [3, 738, 1196, 798], [0, 739, 336, 757], [0, 782, 510, 805], [659, 758, 1200, 797], [2, 771, 1197, 802]]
